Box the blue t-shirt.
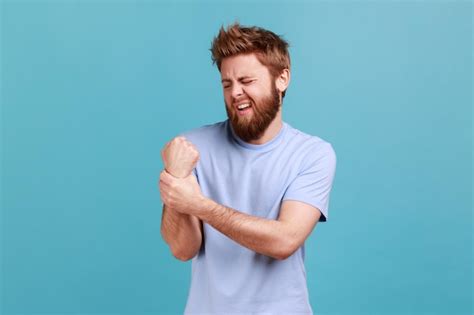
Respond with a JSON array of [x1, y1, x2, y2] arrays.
[[179, 119, 336, 314]]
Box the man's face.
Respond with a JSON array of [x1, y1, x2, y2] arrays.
[[220, 53, 281, 142]]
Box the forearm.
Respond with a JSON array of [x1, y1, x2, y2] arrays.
[[161, 204, 202, 261], [197, 198, 295, 260]]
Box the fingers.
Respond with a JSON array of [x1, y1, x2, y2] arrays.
[[162, 136, 196, 154], [159, 186, 168, 205], [161, 141, 169, 165], [161, 140, 170, 153], [159, 169, 171, 185], [166, 136, 197, 150], [161, 136, 199, 179], [169, 137, 200, 161], [172, 136, 195, 149], [159, 172, 170, 204], [160, 169, 180, 187], [159, 181, 176, 208], [181, 140, 199, 161]]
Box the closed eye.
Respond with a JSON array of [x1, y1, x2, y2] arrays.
[[222, 79, 255, 89]]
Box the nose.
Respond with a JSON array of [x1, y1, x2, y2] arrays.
[[231, 83, 244, 100]]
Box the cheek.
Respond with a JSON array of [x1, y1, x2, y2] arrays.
[[223, 92, 232, 106], [245, 86, 263, 100]]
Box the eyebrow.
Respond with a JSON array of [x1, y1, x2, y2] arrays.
[[221, 76, 254, 83]]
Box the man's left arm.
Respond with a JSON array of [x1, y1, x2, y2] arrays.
[[160, 171, 322, 260], [198, 198, 321, 260]]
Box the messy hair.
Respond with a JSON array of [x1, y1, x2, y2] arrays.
[[210, 22, 291, 98]]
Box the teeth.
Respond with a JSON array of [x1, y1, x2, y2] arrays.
[[237, 103, 250, 109]]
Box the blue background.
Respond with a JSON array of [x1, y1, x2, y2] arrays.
[[1, 0, 472, 314]]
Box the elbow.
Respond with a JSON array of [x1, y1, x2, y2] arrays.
[[272, 237, 299, 260], [161, 230, 201, 262], [172, 251, 195, 262], [273, 250, 295, 261], [170, 245, 199, 262]]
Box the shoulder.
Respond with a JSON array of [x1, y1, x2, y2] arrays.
[[284, 123, 337, 167], [285, 123, 335, 154], [178, 121, 226, 141], [177, 120, 227, 150]]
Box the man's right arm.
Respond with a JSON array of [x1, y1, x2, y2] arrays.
[[159, 136, 203, 261], [161, 204, 202, 261]]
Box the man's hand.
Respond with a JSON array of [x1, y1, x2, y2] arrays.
[[159, 170, 206, 216], [161, 136, 199, 178]]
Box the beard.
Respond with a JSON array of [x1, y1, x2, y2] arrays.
[[225, 83, 281, 142]]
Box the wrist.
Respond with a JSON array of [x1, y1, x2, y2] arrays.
[[165, 167, 190, 179], [195, 196, 216, 219]]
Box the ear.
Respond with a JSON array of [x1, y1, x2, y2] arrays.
[[275, 69, 290, 95]]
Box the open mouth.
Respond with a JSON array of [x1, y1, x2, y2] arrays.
[[235, 102, 252, 116], [236, 103, 252, 111]]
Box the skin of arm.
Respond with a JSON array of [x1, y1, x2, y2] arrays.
[[159, 137, 203, 261], [160, 205, 202, 261], [159, 171, 322, 260]]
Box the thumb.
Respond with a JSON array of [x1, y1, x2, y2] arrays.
[[159, 169, 172, 185]]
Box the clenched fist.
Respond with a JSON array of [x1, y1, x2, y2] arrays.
[[161, 136, 200, 178]]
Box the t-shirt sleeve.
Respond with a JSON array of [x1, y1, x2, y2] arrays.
[[282, 142, 337, 222]]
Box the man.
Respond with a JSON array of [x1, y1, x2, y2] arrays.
[[159, 22, 337, 314]]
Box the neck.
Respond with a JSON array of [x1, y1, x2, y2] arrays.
[[247, 108, 283, 145]]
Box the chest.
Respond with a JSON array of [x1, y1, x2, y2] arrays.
[[195, 148, 305, 215]]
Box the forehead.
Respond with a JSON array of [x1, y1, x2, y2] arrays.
[[220, 53, 270, 80]]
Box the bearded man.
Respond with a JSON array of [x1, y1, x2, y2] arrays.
[[159, 22, 337, 314]]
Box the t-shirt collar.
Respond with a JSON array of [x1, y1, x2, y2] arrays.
[[227, 119, 288, 152]]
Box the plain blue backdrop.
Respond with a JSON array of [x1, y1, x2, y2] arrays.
[[1, 0, 472, 314]]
